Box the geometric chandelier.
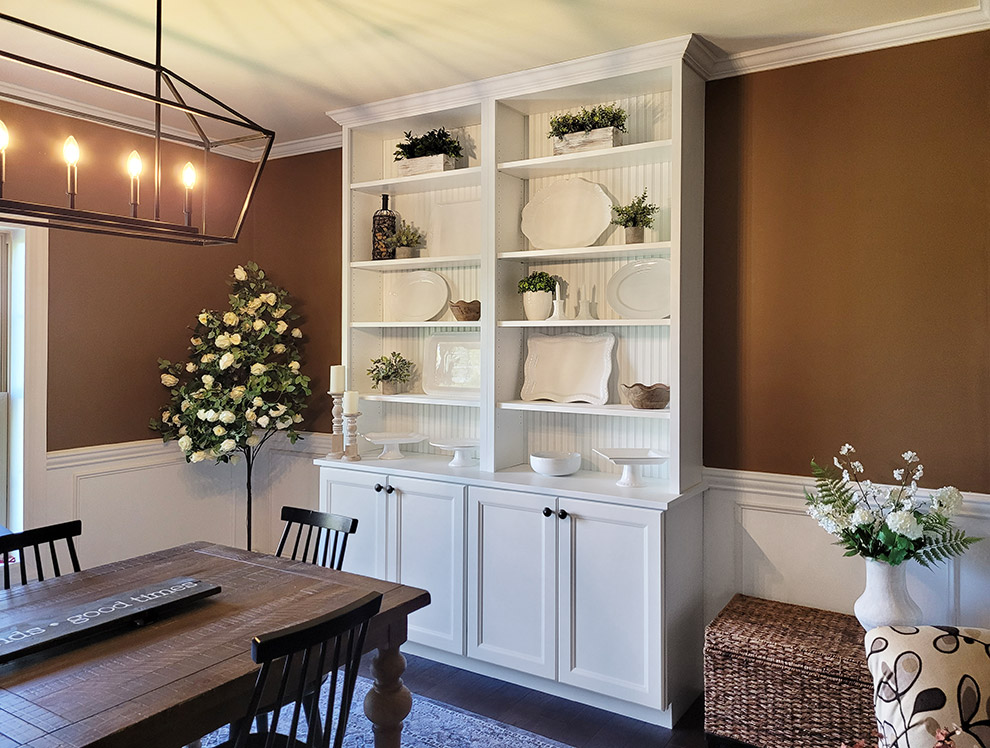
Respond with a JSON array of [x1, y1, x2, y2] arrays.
[[0, 1, 273, 245]]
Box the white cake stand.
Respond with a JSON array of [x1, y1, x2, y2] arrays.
[[362, 432, 427, 460], [592, 448, 669, 488], [430, 439, 479, 467]]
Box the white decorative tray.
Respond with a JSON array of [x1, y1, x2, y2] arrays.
[[362, 432, 427, 460], [520, 178, 611, 249], [593, 448, 669, 487], [521, 333, 615, 406], [423, 334, 481, 396]]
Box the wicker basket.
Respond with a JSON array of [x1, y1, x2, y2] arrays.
[[704, 594, 875, 748]]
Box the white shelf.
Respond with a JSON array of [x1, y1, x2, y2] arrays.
[[361, 392, 481, 407], [498, 318, 670, 328], [351, 166, 482, 195], [498, 242, 671, 263], [351, 254, 480, 271], [351, 321, 481, 329], [498, 401, 671, 418], [498, 140, 672, 179]]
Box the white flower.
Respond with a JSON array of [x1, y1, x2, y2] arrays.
[[215, 334, 231, 349], [233, 265, 247, 281], [161, 411, 170, 423], [893, 468, 905, 481], [230, 386, 246, 401], [902, 450, 919, 463], [292, 413, 303, 423], [186, 362, 197, 373], [833, 456, 843, 470], [931, 486, 963, 518], [198, 312, 210, 325], [252, 397, 264, 407], [273, 344, 286, 354], [219, 438, 237, 453], [205, 409, 218, 422], [219, 410, 236, 424], [289, 361, 300, 372], [261, 292, 277, 305], [248, 297, 263, 310], [276, 418, 291, 430], [180, 400, 192, 412], [201, 374, 214, 388], [201, 353, 217, 364], [257, 415, 270, 428], [851, 506, 875, 526], [230, 453, 242, 465], [190, 336, 203, 346], [850, 461, 864, 474], [275, 320, 288, 334], [245, 409, 257, 422], [253, 319, 266, 331], [190, 450, 207, 463], [178, 425, 187, 435], [291, 327, 302, 338], [912, 465, 924, 481], [807, 503, 852, 535], [213, 425, 227, 436], [842, 470, 850, 482], [229, 333, 242, 346], [196, 409, 208, 421], [886, 510, 923, 540], [219, 352, 235, 370], [273, 307, 286, 319], [270, 404, 287, 417], [177, 435, 192, 453], [251, 363, 267, 376], [172, 414, 180, 425], [839, 443, 855, 455], [246, 435, 261, 447], [161, 373, 179, 387], [223, 312, 239, 326]]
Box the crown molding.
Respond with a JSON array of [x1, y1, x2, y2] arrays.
[[269, 132, 342, 159], [710, 0, 990, 79]]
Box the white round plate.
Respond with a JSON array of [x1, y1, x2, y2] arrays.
[[521, 178, 612, 249], [606, 259, 671, 319], [388, 271, 449, 321]]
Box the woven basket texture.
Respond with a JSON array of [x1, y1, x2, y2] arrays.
[[704, 594, 875, 748]]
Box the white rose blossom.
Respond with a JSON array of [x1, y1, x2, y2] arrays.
[[220, 439, 237, 453], [245, 409, 257, 422], [230, 386, 246, 401], [252, 396, 265, 407], [223, 311, 239, 326], [275, 320, 288, 335], [269, 404, 287, 417], [253, 319, 266, 331], [201, 353, 217, 364], [190, 336, 202, 346], [161, 373, 179, 387], [201, 374, 214, 388], [276, 418, 291, 430], [213, 425, 226, 436], [272, 344, 286, 354], [261, 292, 277, 305], [161, 410, 170, 422], [229, 333, 242, 346], [257, 415, 270, 428], [219, 352, 235, 370], [205, 409, 218, 422], [246, 434, 261, 447], [233, 265, 248, 281], [215, 334, 231, 349], [289, 361, 300, 372], [190, 451, 207, 463], [219, 410, 236, 424], [273, 308, 286, 319], [291, 328, 302, 339], [186, 362, 197, 373], [198, 312, 210, 325], [292, 414, 303, 423], [251, 363, 267, 375], [177, 435, 192, 453], [180, 400, 191, 412]]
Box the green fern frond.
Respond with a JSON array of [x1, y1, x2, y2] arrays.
[[915, 529, 982, 568], [808, 459, 857, 513]]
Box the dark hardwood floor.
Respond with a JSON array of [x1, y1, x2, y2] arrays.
[[361, 653, 708, 748]]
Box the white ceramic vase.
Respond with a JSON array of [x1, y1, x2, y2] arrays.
[[522, 290, 552, 320], [854, 558, 923, 631]]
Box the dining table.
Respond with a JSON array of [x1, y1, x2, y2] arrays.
[[0, 541, 430, 748]]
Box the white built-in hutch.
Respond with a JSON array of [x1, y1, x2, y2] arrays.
[[316, 36, 707, 726]]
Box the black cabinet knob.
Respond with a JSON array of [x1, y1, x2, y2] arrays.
[[542, 507, 553, 517], [373, 483, 384, 493], [385, 485, 395, 494], [557, 509, 568, 520]]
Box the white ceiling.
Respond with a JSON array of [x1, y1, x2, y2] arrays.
[[0, 0, 983, 147]]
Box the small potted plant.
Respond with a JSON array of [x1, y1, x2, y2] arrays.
[[387, 220, 425, 260], [611, 189, 659, 243], [548, 104, 627, 155], [518, 271, 556, 321], [367, 351, 414, 395], [393, 127, 463, 177]]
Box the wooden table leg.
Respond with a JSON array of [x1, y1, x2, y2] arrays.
[[364, 645, 412, 748]]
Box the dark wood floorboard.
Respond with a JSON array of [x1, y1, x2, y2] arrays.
[[360, 652, 706, 748]]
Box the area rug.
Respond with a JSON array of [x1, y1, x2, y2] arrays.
[[201, 674, 574, 748]]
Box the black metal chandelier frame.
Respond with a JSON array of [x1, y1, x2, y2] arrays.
[[0, 1, 274, 245]]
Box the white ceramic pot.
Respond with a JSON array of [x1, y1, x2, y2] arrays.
[[522, 290, 552, 321], [854, 558, 923, 631]]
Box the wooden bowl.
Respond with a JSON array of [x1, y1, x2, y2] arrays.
[[621, 382, 670, 409], [450, 299, 481, 321]]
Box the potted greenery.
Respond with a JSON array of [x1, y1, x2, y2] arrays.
[[548, 104, 627, 155], [518, 270, 556, 321], [393, 127, 463, 176], [386, 220, 425, 260], [611, 189, 659, 243], [367, 351, 414, 395]]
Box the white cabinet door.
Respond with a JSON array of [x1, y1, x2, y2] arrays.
[[466, 486, 556, 678], [388, 475, 465, 654], [318, 466, 388, 580], [557, 498, 663, 707]]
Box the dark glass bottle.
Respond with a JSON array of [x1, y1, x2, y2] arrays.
[[372, 193, 397, 260]]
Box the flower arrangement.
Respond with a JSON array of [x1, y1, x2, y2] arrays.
[[151, 262, 311, 549], [367, 351, 413, 389], [806, 445, 980, 567], [548, 104, 628, 138], [611, 189, 659, 228], [386, 220, 425, 250], [393, 128, 463, 161], [517, 271, 556, 294]]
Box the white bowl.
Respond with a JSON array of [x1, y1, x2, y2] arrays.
[[529, 451, 581, 476]]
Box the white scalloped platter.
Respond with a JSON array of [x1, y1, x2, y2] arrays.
[[521, 332, 615, 406], [520, 178, 612, 249]]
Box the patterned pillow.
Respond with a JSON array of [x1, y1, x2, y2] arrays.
[[865, 626, 990, 748]]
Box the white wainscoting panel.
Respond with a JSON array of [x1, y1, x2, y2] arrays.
[[703, 468, 990, 627]]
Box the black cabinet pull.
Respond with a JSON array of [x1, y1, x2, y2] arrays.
[[385, 485, 395, 494], [557, 509, 568, 520], [373, 483, 384, 493], [542, 507, 553, 517]]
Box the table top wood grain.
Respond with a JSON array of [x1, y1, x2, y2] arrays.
[[0, 541, 430, 748]]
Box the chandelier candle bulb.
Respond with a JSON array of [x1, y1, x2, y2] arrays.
[[181, 161, 196, 226], [63, 136, 79, 208], [0, 119, 7, 198], [127, 150, 142, 217]]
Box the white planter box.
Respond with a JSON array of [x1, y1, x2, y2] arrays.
[[552, 127, 622, 156], [396, 153, 455, 177]]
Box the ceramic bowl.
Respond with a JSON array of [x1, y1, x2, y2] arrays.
[[529, 451, 582, 476], [450, 299, 481, 321], [621, 382, 670, 409]]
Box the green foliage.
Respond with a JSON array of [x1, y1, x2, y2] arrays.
[[611, 190, 659, 228], [393, 128, 463, 161], [517, 271, 556, 294], [367, 351, 413, 388], [386, 220, 425, 250], [150, 262, 312, 465], [548, 104, 628, 138]]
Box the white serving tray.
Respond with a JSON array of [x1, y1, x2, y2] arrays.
[[422, 333, 481, 396], [521, 332, 615, 406], [520, 178, 611, 249]]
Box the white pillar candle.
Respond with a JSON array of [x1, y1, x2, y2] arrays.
[[329, 365, 345, 392], [343, 390, 359, 414]]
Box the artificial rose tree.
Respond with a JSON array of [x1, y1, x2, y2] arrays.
[[151, 262, 311, 550]]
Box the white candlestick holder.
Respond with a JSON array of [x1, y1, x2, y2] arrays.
[[326, 392, 344, 459], [342, 412, 362, 461]]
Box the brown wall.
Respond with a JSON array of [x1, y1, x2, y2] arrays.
[[704, 31, 990, 491], [46, 145, 341, 450]]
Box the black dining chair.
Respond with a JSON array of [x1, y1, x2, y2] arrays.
[[0, 520, 82, 589], [219, 591, 382, 748], [275, 507, 357, 571]]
